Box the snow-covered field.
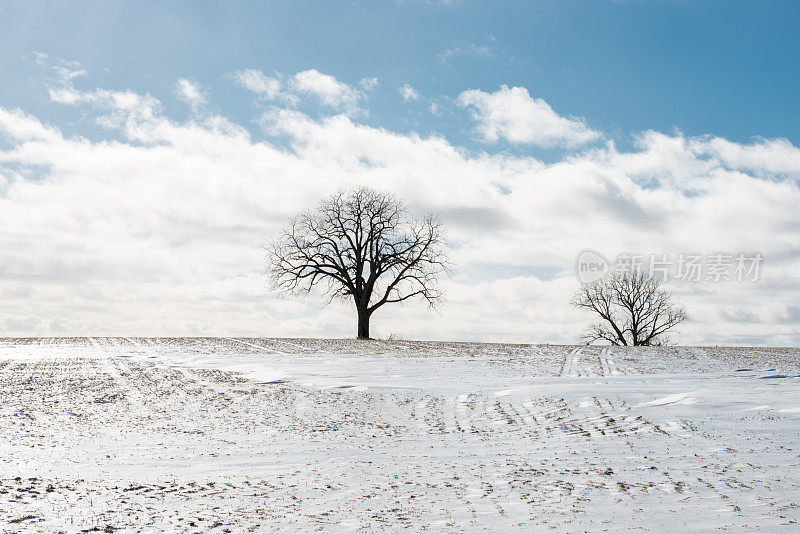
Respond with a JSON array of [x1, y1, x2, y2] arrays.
[[1, 338, 799, 532]]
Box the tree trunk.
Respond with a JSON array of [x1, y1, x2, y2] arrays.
[[357, 306, 370, 339]]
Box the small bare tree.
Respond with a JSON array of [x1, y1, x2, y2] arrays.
[[571, 269, 687, 346], [268, 187, 449, 339]]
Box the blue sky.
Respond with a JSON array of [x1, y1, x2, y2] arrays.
[[1, 1, 799, 343], [3, 0, 800, 151]]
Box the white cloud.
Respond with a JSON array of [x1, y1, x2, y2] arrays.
[[290, 69, 364, 112], [175, 78, 206, 110], [359, 77, 379, 91], [0, 108, 61, 143], [1, 75, 799, 345], [33, 51, 87, 84], [457, 85, 600, 148], [233, 69, 366, 114], [3, 315, 43, 332], [233, 69, 282, 100], [438, 43, 493, 63], [689, 136, 800, 175], [48, 87, 81, 105], [32, 52, 88, 107], [399, 83, 420, 102], [46, 86, 167, 142]]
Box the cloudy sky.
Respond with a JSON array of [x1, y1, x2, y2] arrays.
[[1, 0, 799, 344]]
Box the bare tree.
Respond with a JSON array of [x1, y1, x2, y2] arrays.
[[571, 269, 687, 346], [268, 187, 449, 339]]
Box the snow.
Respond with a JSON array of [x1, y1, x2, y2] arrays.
[[1, 337, 799, 531], [635, 392, 698, 407]]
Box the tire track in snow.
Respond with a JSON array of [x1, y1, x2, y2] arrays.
[[223, 337, 291, 355], [599, 347, 621, 376], [101, 357, 156, 416], [561, 347, 603, 377], [561, 348, 581, 377]]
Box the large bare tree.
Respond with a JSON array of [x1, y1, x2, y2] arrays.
[[268, 187, 449, 339], [571, 269, 687, 346]]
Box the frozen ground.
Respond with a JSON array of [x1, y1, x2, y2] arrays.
[[1, 338, 799, 532]]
